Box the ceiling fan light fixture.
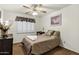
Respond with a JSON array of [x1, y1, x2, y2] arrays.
[[32, 12, 38, 16]]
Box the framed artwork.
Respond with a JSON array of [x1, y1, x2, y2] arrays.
[[51, 14, 62, 25]]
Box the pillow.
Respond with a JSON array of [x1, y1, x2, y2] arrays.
[[46, 30, 55, 36], [53, 31, 60, 36], [51, 31, 55, 35]]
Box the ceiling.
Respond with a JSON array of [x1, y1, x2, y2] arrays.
[[0, 4, 70, 16]]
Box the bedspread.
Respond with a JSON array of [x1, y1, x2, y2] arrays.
[[22, 34, 60, 54]]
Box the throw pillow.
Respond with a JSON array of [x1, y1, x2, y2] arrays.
[[46, 30, 55, 36]]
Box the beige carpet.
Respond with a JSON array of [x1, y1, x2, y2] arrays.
[[13, 43, 79, 55]]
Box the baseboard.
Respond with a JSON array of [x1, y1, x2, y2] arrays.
[[13, 42, 22, 45], [60, 45, 79, 54]]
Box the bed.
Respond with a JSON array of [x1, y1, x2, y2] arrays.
[[22, 31, 60, 55]]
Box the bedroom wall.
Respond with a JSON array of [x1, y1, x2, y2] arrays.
[[0, 8, 4, 36], [34, 17, 43, 31], [2, 10, 41, 43], [40, 5, 79, 53]]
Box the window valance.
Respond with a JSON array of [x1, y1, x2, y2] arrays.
[[15, 16, 36, 23]]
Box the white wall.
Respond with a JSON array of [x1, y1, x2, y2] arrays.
[[35, 17, 43, 31], [0, 8, 3, 36], [2, 10, 41, 43], [41, 5, 79, 53]]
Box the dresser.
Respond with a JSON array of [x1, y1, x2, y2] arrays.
[[0, 35, 13, 55]]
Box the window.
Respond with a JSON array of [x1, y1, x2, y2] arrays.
[[15, 16, 35, 33], [16, 21, 23, 33]]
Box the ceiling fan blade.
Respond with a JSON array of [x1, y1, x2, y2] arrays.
[[25, 11, 30, 14], [23, 4, 47, 15], [23, 5, 31, 9]]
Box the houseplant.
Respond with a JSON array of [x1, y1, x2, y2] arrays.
[[0, 21, 11, 38]]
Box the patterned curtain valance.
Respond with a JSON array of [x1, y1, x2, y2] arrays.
[[15, 16, 36, 23]]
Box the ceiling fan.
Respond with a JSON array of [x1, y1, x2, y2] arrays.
[[23, 4, 47, 15]]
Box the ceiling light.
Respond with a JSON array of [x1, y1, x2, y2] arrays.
[[32, 12, 38, 16]]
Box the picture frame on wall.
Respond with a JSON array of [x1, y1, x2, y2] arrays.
[[51, 14, 62, 25]]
